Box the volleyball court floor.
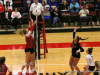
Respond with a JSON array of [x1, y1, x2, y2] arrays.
[[0, 31, 100, 75]]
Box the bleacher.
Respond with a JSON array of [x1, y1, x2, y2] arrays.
[[0, 0, 100, 33]]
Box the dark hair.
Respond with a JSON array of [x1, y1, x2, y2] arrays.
[[25, 4, 30, 11], [0, 56, 5, 68], [77, 36, 88, 42], [6, 1, 10, 7], [14, 8, 17, 11], [42, 1, 46, 5], [88, 47, 93, 54]]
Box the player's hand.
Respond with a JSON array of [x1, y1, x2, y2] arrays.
[[75, 27, 78, 30], [76, 52, 78, 55]]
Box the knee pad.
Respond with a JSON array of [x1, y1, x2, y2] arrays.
[[72, 66, 77, 68], [23, 63, 28, 66], [30, 61, 35, 65]]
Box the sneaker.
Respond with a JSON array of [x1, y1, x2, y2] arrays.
[[68, 71, 75, 75], [25, 73, 29, 75], [18, 72, 22, 75], [34, 71, 37, 75]]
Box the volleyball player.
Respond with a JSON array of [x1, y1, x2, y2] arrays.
[[69, 27, 88, 75], [25, 20, 36, 75], [94, 61, 100, 75], [0, 56, 12, 75], [18, 20, 36, 75], [83, 47, 95, 75]]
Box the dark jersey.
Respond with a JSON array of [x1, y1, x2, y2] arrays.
[[71, 32, 84, 55], [94, 70, 99, 75]]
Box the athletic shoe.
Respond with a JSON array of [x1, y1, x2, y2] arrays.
[[34, 71, 37, 75], [68, 71, 75, 75], [25, 73, 29, 75], [18, 72, 22, 75]]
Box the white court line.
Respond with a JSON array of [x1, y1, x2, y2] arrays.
[[39, 63, 87, 65]]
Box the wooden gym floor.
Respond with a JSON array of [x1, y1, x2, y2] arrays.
[[0, 31, 100, 75]]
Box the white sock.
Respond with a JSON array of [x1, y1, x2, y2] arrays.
[[20, 70, 23, 73], [26, 70, 29, 73]]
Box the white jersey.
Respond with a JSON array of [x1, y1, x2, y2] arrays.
[[86, 54, 95, 66]]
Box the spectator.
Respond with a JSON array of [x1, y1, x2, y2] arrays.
[[25, 4, 31, 13], [95, 0, 100, 16], [0, 0, 3, 5], [42, 1, 46, 10], [50, 0, 58, 11], [0, 56, 12, 75], [69, 0, 78, 3], [11, 8, 22, 30], [61, 0, 69, 10], [79, 1, 88, 9], [4, 0, 13, 6], [94, 61, 100, 75], [42, 1, 50, 17], [70, 0, 79, 12], [5, 1, 12, 13], [59, 0, 69, 4], [42, 1, 51, 27], [79, 5, 93, 28], [86, 0, 94, 5], [1, 8, 11, 29], [52, 7, 61, 27], [95, 0, 100, 9], [0, 1, 4, 16]]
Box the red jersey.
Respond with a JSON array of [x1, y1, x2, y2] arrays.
[[0, 5, 4, 12], [28, 21, 35, 34], [0, 64, 12, 75], [25, 22, 35, 49]]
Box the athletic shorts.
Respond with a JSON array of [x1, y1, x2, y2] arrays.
[[88, 66, 95, 71], [72, 53, 80, 58], [25, 48, 35, 54]]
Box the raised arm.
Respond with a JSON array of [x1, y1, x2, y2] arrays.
[[73, 27, 78, 39], [26, 22, 36, 37]]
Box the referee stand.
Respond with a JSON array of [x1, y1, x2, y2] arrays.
[[39, 20, 48, 58], [35, 20, 48, 59]]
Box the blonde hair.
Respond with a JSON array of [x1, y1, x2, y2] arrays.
[[95, 61, 100, 75], [15, 29, 27, 35]]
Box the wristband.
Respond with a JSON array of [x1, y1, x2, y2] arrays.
[[76, 50, 80, 52]]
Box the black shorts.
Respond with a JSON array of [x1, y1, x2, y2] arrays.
[[72, 53, 80, 58], [88, 66, 95, 71], [25, 48, 35, 54]]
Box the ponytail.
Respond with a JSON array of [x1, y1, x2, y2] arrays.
[[15, 29, 27, 35], [77, 36, 89, 42]]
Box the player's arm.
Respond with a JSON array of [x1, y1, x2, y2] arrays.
[[84, 57, 90, 69], [26, 23, 36, 37], [6, 64, 12, 75], [73, 27, 78, 39], [76, 44, 84, 53]]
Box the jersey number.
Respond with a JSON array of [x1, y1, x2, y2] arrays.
[[0, 67, 4, 72]]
